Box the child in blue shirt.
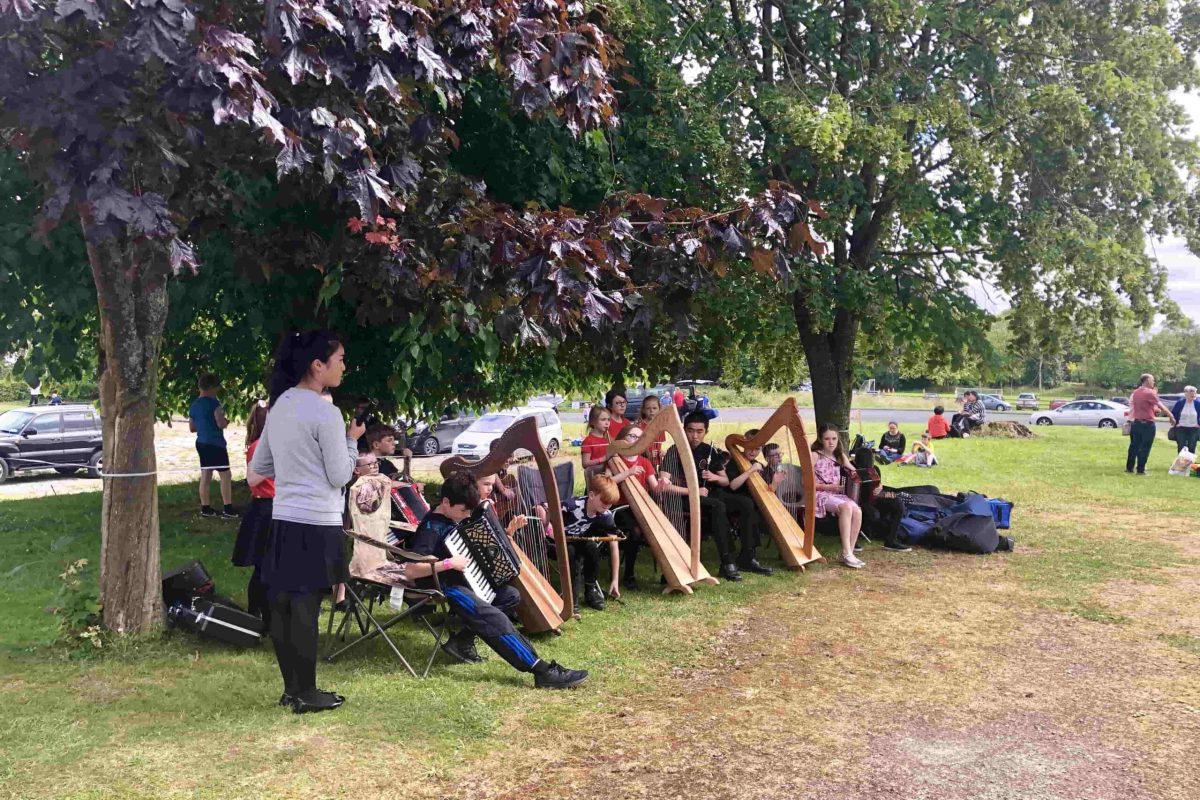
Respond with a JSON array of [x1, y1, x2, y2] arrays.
[[189, 374, 236, 518]]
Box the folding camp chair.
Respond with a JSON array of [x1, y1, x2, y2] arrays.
[[323, 531, 451, 678], [323, 476, 449, 678]]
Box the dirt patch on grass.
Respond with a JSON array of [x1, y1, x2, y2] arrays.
[[420, 552, 1200, 800]]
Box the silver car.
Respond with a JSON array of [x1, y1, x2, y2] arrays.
[[1028, 400, 1127, 428]]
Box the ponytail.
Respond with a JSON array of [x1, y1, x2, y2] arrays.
[[268, 329, 342, 407]]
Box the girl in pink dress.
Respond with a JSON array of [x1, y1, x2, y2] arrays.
[[810, 423, 867, 569]]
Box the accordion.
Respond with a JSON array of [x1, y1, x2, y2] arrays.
[[391, 483, 430, 528], [443, 510, 522, 604]]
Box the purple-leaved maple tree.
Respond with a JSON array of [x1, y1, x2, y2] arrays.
[[0, 0, 824, 632]]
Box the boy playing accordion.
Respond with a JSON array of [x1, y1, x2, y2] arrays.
[[408, 472, 589, 689]]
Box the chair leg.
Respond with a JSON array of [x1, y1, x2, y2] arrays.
[[419, 606, 451, 678]]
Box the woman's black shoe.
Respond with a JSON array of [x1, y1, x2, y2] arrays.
[[291, 689, 345, 714], [278, 693, 293, 707]]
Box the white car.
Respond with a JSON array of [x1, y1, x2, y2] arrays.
[[451, 406, 564, 459], [1028, 400, 1127, 429]]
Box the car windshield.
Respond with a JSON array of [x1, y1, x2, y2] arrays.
[[472, 413, 519, 433], [0, 410, 34, 434]]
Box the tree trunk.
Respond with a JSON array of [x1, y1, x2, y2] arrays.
[[84, 223, 171, 634], [793, 291, 858, 432]]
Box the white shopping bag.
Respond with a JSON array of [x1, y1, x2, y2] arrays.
[[1168, 448, 1195, 476]]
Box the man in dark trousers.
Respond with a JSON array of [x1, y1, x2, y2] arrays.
[[407, 472, 589, 689], [661, 412, 770, 581]]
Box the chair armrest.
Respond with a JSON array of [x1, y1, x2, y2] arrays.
[[343, 529, 437, 563]]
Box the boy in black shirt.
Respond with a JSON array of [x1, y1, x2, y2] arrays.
[[362, 423, 413, 480], [660, 412, 766, 581], [407, 472, 588, 689], [560, 474, 623, 609]]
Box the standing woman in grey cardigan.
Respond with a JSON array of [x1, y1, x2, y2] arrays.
[[249, 330, 364, 714]]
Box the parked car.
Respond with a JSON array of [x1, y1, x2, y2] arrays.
[[1049, 399, 1069, 410], [1015, 393, 1039, 410], [1074, 394, 1098, 401], [1156, 393, 1183, 417], [1028, 400, 1127, 428], [980, 394, 1013, 412], [406, 409, 479, 456], [0, 404, 104, 482], [1110, 396, 1129, 406], [452, 406, 563, 459], [623, 384, 675, 421]]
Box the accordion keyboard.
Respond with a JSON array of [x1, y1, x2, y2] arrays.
[[444, 530, 497, 604]]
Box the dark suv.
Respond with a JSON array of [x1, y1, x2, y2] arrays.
[[0, 404, 104, 482]]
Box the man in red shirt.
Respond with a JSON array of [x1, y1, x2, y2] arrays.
[[672, 386, 685, 411], [1126, 373, 1175, 475]]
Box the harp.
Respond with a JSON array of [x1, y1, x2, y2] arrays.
[[724, 398, 823, 569], [605, 404, 718, 594], [440, 417, 573, 632]]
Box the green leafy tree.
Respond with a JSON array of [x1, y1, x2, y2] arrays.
[[1078, 321, 1186, 390], [610, 0, 1200, 426]]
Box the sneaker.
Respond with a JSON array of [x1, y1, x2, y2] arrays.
[[962, 432, 970, 438], [853, 538, 864, 553], [442, 637, 484, 664], [534, 661, 589, 689], [221, 506, 239, 520], [840, 554, 866, 569], [582, 582, 606, 611], [883, 541, 913, 552], [199, 506, 217, 518]]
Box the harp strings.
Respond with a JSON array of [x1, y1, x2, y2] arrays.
[[512, 463, 552, 579]]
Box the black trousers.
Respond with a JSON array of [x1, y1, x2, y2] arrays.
[[569, 540, 603, 594], [614, 508, 642, 578], [712, 489, 762, 563], [444, 584, 540, 673], [950, 414, 981, 436], [697, 492, 757, 565], [861, 497, 904, 545], [269, 590, 323, 695], [1126, 420, 1157, 473]]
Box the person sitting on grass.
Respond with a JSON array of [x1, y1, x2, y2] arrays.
[[407, 472, 589, 689], [926, 406, 951, 440], [898, 432, 938, 467], [951, 391, 986, 437], [809, 423, 867, 569], [877, 421, 906, 463]]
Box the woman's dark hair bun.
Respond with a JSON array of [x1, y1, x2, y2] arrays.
[[268, 329, 341, 406]]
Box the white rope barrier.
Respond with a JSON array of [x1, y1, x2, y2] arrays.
[[7, 457, 236, 479]]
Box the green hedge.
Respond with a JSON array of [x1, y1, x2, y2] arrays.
[[0, 380, 99, 403]]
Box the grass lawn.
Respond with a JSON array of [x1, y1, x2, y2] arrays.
[[1, 426, 1197, 799]]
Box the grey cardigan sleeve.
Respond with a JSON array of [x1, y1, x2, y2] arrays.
[[318, 409, 357, 488]]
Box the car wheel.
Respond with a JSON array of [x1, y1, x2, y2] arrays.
[[0, 459, 9, 484], [54, 467, 81, 476], [422, 437, 440, 456], [1098, 419, 1117, 429], [1035, 417, 1052, 426], [545, 438, 560, 458], [86, 451, 104, 479]]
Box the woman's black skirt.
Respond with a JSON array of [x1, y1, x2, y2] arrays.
[[232, 497, 274, 568], [259, 519, 349, 595]]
